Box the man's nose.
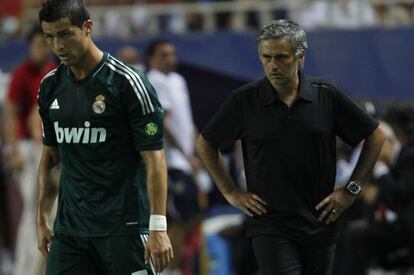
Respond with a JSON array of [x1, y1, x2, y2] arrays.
[[269, 60, 278, 70], [53, 38, 64, 52]]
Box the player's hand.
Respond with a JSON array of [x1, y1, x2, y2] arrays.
[[224, 189, 267, 217], [145, 231, 173, 273], [315, 187, 358, 224], [37, 221, 53, 258]]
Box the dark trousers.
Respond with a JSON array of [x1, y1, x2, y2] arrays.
[[251, 235, 336, 275]]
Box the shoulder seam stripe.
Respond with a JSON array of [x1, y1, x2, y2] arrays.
[[108, 55, 155, 113], [107, 59, 152, 114], [106, 58, 151, 114], [107, 55, 154, 113], [105, 62, 147, 115], [40, 69, 57, 83]]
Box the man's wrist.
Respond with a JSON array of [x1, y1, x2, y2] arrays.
[[149, 214, 167, 231], [36, 215, 49, 226], [345, 180, 362, 196]]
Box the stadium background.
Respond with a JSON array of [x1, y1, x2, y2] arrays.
[[0, 0, 413, 275]]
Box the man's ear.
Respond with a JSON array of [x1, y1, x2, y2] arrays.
[[297, 50, 305, 67], [83, 20, 93, 35]]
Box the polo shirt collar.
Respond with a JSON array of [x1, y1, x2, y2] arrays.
[[261, 71, 313, 106]]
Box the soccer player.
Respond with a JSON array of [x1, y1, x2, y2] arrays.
[[36, 0, 173, 274]]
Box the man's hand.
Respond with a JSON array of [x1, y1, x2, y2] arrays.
[[316, 187, 358, 224], [37, 222, 53, 258], [224, 189, 267, 217], [145, 231, 173, 273]]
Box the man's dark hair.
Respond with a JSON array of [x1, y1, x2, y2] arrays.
[[145, 39, 172, 60], [27, 24, 43, 43], [39, 0, 90, 29]]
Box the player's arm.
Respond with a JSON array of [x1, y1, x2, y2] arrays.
[[36, 145, 59, 257], [140, 149, 173, 273]]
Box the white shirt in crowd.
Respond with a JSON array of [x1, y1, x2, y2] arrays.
[[147, 69, 195, 173]]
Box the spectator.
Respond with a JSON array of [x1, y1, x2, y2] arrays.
[[117, 45, 145, 71], [146, 39, 203, 275], [3, 24, 55, 275]]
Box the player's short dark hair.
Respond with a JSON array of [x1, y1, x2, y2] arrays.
[[27, 24, 43, 43], [145, 39, 173, 60], [39, 0, 90, 29]]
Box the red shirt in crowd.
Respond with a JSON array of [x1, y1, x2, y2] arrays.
[[7, 60, 56, 139]]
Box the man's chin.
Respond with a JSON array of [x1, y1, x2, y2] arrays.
[[268, 77, 286, 85], [59, 59, 75, 66]]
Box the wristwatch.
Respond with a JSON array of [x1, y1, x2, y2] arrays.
[[345, 181, 362, 196]]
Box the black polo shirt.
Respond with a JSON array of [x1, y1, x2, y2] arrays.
[[201, 74, 379, 243]]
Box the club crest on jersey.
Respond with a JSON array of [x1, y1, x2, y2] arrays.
[[145, 122, 158, 136], [92, 95, 106, 114]]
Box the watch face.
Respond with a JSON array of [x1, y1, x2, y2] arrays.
[[349, 184, 359, 192], [347, 181, 361, 195]]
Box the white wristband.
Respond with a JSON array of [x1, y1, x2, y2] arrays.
[[149, 215, 167, 231]]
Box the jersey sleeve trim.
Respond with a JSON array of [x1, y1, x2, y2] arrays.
[[40, 68, 57, 84], [106, 55, 155, 115]]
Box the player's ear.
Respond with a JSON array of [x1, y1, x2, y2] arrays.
[[83, 20, 93, 36]]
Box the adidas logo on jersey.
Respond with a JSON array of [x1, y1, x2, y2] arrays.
[[54, 121, 107, 144], [50, 99, 60, 109]]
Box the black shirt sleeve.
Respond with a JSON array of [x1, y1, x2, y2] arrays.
[[333, 84, 379, 147], [119, 74, 164, 151], [201, 93, 242, 151]]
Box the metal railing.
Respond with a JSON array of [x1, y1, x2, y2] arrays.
[[22, 0, 414, 36]]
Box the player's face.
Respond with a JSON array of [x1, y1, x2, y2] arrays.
[[42, 18, 90, 66], [29, 33, 51, 65], [152, 43, 177, 73], [259, 38, 303, 87]]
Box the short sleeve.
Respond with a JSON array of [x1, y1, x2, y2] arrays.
[[120, 73, 164, 151], [333, 85, 379, 147], [201, 94, 242, 151], [38, 81, 58, 146]]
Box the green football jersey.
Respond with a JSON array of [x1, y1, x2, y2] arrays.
[[38, 53, 164, 237]]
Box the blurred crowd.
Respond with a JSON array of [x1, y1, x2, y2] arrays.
[[0, 1, 413, 275], [1, 0, 414, 40], [0, 26, 414, 274]]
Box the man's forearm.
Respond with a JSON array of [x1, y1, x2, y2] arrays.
[[142, 150, 168, 215], [351, 126, 385, 183], [196, 136, 236, 195], [37, 149, 59, 225]]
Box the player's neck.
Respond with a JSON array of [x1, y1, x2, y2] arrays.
[[69, 44, 103, 80]]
